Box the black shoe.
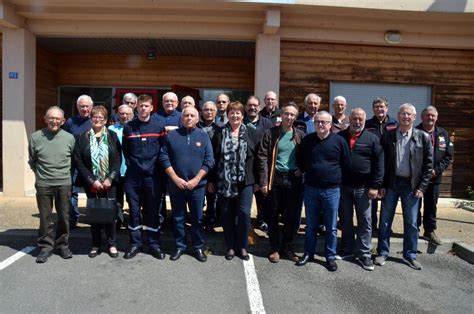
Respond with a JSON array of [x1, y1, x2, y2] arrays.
[[204, 226, 217, 234], [69, 221, 77, 230], [36, 250, 51, 263], [225, 249, 235, 260], [258, 222, 269, 233], [108, 247, 119, 258], [194, 249, 207, 262], [58, 247, 73, 259], [88, 247, 100, 258], [240, 249, 250, 261], [317, 225, 326, 236], [326, 259, 338, 271], [123, 246, 140, 259], [150, 247, 165, 260], [296, 254, 314, 266], [170, 249, 185, 261]]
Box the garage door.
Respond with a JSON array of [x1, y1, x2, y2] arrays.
[[329, 82, 432, 124]]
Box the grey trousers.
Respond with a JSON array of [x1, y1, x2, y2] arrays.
[[340, 185, 372, 258]]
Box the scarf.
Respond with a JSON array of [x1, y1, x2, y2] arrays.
[[218, 124, 248, 198], [89, 126, 109, 181]]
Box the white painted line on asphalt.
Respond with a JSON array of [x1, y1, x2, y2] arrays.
[[0, 246, 35, 271], [243, 254, 266, 314]]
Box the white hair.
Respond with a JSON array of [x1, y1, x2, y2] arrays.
[[122, 93, 137, 104], [398, 103, 416, 115], [304, 93, 321, 104], [118, 104, 133, 112], [76, 94, 93, 106], [44, 106, 65, 119], [351, 107, 366, 119], [162, 92, 178, 102], [333, 95, 346, 104]]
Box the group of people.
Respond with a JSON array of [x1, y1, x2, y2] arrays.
[[28, 90, 453, 272]]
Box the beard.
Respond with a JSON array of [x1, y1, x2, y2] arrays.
[[350, 125, 364, 134]]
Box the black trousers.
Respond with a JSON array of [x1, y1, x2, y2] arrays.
[[36, 185, 71, 251], [85, 187, 117, 248], [418, 182, 440, 232], [266, 171, 302, 250]]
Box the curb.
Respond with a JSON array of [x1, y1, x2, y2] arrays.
[[452, 242, 474, 264]]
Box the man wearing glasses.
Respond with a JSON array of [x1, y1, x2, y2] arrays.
[[198, 101, 221, 232], [108, 104, 134, 228], [297, 111, 351, 271], [215, 93, 230, 127], [110, 93, 138, 125]]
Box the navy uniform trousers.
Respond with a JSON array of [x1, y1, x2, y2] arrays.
[[125, 174, 163, 249]]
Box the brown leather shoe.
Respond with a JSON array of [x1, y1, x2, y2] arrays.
[[282, 245, 299, 262], [269, 251, 280, 263]]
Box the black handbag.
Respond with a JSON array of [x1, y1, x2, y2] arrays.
[[78, 194, 117, 225]]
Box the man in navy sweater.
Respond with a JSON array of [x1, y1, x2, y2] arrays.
[[338, 108, 384, 270], [63, 94, 93, 228], [122, 94, 166, 260], [152, 92, 182, 225], [297, 111, 351, 271], [160, 107, 214, 262]]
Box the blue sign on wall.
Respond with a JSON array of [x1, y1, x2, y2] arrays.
[[8, 72, 19, 79]]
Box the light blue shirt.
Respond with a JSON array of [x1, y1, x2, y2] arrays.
[[108, 123, 126, 177]]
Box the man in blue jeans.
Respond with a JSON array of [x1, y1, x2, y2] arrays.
[[376, 103, 433, 270], [160, 107, 214, 262], [63, 95, 93, 228], [297, 111, 351, 271]]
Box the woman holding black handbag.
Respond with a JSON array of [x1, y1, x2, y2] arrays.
[[74, 105, 121, 258]]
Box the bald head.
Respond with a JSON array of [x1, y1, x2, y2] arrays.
[[264, 91, 278, 113], [180, 95, 195, 110]]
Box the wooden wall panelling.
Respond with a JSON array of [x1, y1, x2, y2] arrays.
[[280, 41, 474, 197], [56, 54, 255, 90]]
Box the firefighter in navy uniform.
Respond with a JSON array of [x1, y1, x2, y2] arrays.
[[122, 94, 166, 259], [416, 106, 453, 245]]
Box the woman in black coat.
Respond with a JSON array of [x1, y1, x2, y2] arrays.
[[208, 101, 258, 261], [74, 105, 121, 258]]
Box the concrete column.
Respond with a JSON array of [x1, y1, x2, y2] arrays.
[[2, 28, 36, 196], [254, 33, 280, 102]]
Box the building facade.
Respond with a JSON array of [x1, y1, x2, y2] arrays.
[[1, 0, 473, 196]]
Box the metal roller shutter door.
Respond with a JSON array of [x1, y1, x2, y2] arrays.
[[329, 82, 432, 124]]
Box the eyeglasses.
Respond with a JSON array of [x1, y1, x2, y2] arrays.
[[203, 108, 216, 112], [124, 101, 137, 105], [315, 120, 331, 125], [92, 116, 105, 121]]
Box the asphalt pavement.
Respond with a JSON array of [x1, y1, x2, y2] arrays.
[[0, 195, 473, 313]]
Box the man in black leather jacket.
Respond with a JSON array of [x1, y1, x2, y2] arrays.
[[375, 103, 433, 270], [415, 106, 453, 245]]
